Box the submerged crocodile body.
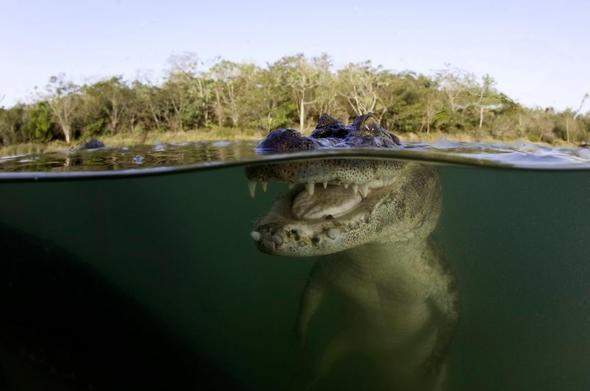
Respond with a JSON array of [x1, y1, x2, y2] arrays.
[[246, 114, 458, 390]]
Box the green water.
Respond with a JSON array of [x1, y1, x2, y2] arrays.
[[1, 143, 590, 390]]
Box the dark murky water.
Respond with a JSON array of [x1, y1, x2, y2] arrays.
[[1, 141, 590, 390]]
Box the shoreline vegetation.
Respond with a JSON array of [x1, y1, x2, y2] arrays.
[[1, 53, 589, 156], [0, 129, 575, 157]]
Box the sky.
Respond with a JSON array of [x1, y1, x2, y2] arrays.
[[1, 0, 589, 112]]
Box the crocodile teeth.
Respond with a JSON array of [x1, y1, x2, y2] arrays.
[[306, 182, 315, 196], [248, 180, 257, 198], [326, 228, 339, 240], [344, 183, 349, 189], [292, 186, 362, 220], [261, 181, 268, 192], [359, 184, 369, 198], [322, 182, 328, 189], [352, 184, 358, 195]]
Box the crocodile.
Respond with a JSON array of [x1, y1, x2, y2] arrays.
[[246, 114, 458, 390]]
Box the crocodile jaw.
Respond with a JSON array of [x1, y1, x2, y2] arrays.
[[251, 185, 398, 256], [246, 161, 431, 257]]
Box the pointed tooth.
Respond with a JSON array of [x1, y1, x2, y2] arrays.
[[327, 228, 338, 240], [360, 184, 369, 198], [322, 181, 328, 189], [306, 182, 315, 196], [352, 184, 358, 194], [248, 180, 257, 198], [261, 181, 268, 192], [288, 183, 295, 190], [344, 183, 349, 189]]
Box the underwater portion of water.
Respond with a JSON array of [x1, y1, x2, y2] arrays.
[[1, 141, 590, 390]]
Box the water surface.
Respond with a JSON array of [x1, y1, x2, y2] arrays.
[[2, 139, 590, 180]]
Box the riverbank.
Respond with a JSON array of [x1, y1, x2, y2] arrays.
[[0, 128, 576, 157], [0, 128, 261, 156]]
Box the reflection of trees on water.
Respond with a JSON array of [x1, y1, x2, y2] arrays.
[[0, 141, 258, 173]]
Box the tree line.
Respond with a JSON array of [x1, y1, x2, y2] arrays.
[[1, 53, 589, 146]]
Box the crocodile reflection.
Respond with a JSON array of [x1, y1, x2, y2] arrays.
[[246, 114, 458, 389]]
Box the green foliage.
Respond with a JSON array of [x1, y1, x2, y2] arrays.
[[0, 105, 25, 145], [22, 101, 56, 142], [82, 118, 106, 138], [1, 54, 589, 147], [432, 110, 452, 131]]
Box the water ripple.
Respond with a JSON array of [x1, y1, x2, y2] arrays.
[[1, 139, 590, 181]]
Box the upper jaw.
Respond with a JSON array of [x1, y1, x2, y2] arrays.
[[245, 159, 405, 198]]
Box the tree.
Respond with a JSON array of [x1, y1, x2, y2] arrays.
[[82, 76, 132, 135], [434, 68, 506, 132], [272, 54, 325, 131], [22, 101, 56, 142], [377, 72, 444, 133], [337, 61, 384, 119], [208, 60, 247, 127], [0, 105, 24, 145], [472, 74, 504, 129], [306, 54, 339, 120], [162, 52, 211, 131], [253, 65, 294, 131], [563, 93, 590, 143], [45, 74, 80, 143], [131, 78, 164, 132]]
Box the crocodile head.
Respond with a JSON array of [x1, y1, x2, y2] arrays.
[[246, 114, 440, 256], [254, 113, 401, 152]]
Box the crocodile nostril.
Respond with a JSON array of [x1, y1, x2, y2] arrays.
[[290, 229, 301, 241]]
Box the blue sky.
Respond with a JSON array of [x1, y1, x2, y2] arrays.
[[1, 0, 589, 111]]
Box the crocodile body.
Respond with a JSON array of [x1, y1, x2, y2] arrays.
[[246, 114, 458, 390]]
